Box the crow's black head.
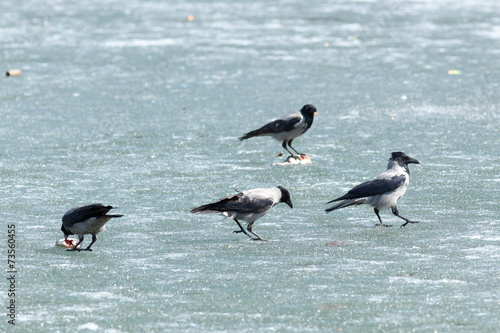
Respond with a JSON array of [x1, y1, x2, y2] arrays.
[[300, 104, 318, 118], [391, 151, 420, 166], [277, 186, 293, 209]]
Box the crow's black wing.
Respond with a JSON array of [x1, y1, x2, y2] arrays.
[[191, 192, 274, 214], [328, 175, 406, 203], [62, 204, 113, 226], [239, 114, 301, 139]]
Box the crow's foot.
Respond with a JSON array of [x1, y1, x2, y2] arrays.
[[400, 221, 419, 228], [250, 237, 268, 242], [374, 223, 393, 228]]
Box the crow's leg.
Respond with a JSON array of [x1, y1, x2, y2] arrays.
[[233, 219, 251, 238], [392, 206, 419, 227], [373, 208, 393, 227], [282, 141, 295, 158], [287, 139, 303, 156], [83, 234, 97, 251], [247, 223, 267, 241], [67, 235, 84, 251]]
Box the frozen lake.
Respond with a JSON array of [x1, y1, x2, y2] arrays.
[[1, 0, 499, 332]]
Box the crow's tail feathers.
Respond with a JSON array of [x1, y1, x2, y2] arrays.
[[190, 204, 214, 214], [325, 199, 364, 213], [239, 130, 258, 141], [191, 193, 240, 214], [190, 200, 228, 214], [238, 133, 251, 141], [238, 125, 273, 141]]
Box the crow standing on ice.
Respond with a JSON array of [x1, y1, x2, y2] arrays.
[[191, 186, 293, 241], [239, 104, 318, 157], [61, 204, 123, 251], [326, 152, 420, 227]]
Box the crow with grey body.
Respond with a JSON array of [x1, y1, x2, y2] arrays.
[[191, 186, 293, 241], [61, 204, 123, 251], [326, 152, 420, 227], [239, 104, 318, 157]]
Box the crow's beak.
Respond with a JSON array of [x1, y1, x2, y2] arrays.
[[314, 111, 319, 115], [408, 157, 420, 164], [286, 200, 293, 209]]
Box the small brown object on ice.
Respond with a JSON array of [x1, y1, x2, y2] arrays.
[[6, 69, 21, 77], [326, 241, 349, 247]]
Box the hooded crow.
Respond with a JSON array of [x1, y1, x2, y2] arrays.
[[190, 186, 293, 241], [239, 104, 318, 157], [326, 152, 420, 227], [61, 204, 123, 251]]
